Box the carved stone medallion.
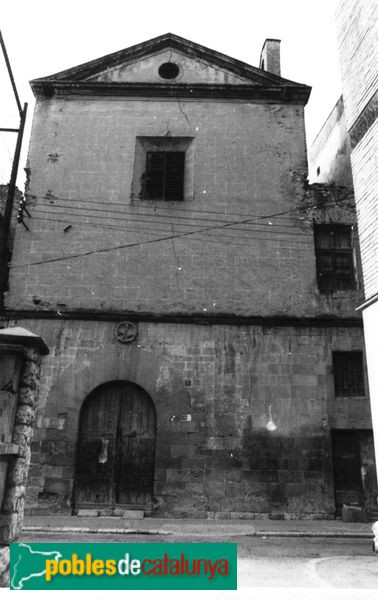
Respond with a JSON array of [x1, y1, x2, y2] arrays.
[[115, 321, 138, 344]]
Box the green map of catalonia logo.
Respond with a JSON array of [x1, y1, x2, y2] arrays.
[[10, 542, 237, 590], [11, 543, 62, 590]]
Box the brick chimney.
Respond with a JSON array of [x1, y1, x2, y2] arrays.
[[259, 39, 281, 76]]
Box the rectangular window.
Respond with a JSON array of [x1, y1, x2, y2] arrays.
[[333, 351, 365, 396], [144, 151, 185, 201], [314, 225, 355, 293], [132, 137, 193, 203]]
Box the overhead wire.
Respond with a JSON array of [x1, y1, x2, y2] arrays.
[[23, 217, 313, 258], [27, 189, 354, 221], [30, 207, 312, 240], [25, 215, 305, 252], [10, 208, 314, 269], [10, 192, 350, 269], [27, 192, 317, 223], [28, 209, 313, 245], [33, 201, 312, 234]]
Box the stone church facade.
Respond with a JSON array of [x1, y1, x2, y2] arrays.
[[3, 33, 377, 518]]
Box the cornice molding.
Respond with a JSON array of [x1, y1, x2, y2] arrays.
[[31, 81, 311, 104], [2, 309, 363, 328]]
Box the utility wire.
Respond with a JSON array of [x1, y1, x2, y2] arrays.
[[10, 210, 314, 269], [11, 191, 350, 268], [26, 192, 315, 223], [26, 215, 307, 251], [30, 205, 312, 238], [34, 200, 311, 232], [28, 210, 313, 244], [27, 190, 354, 221]]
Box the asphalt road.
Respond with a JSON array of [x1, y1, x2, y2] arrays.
[[18, 532, 378, 589]]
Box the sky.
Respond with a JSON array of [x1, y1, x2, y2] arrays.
[[0, 0, 342, 188]]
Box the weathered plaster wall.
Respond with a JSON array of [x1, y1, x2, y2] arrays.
[[336, 0, 378, 490], [336, 0, 378, 128], [6, 96, 362, 318], [350, 120, 378, 299], [309, 96, 353, 186], [89, 49, 252, 85], [363, 304, 378, 472], [10, 318, 374, 519], [336, 0, 378, 300]]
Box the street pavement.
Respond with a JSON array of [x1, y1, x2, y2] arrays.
[[22, 515, 374, 538], [19, 516, 378, 589]]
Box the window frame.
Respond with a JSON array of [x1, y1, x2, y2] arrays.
[[332, 351, 365, 397], [314, 224, 356, 293], [131, 137, 194, 203], [144, 150, 185, 201]]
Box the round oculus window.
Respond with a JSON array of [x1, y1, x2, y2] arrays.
[[158, 62, 180, 79]]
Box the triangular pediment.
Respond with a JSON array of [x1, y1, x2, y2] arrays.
[[85, 48, 254, 85], [31, 33, 306, 88]]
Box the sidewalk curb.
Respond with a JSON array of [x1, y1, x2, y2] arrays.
[[21, 526, 373, 539], [22, 527, 171, 536]]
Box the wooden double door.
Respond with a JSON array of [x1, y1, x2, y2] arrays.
[[74, 382, 156, 509]]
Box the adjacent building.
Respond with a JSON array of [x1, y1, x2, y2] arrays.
[[309, 95, 353, 187], [3, 33, 376, 518], [312, 0, 378, 493], [334, 0, 378, 480]]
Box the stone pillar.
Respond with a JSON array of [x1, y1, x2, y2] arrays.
[[0, 327, 49, 587]]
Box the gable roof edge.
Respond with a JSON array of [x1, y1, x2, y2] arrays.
[[30, 32, 311, 91]]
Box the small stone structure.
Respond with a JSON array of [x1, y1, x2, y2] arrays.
[[0, 327, 48, 587]]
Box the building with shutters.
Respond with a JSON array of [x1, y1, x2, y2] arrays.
[[2, 33, 377, 518]]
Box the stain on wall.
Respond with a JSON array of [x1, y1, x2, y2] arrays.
[[8, 318, 374, 519]]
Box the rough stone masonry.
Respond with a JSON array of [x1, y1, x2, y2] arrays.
[[0, 330, 48, 588]]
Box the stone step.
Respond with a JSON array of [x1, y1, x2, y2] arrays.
[[76, 509, 99, 517], [122, 510, 144, 520], [76, 508, 145, 519]]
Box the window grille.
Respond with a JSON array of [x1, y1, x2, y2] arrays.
[[314, 225, 355, 292], [333, 351, 365, 396], [144, 151, 185, 201]]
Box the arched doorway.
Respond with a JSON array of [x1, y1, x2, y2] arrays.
[[73, 381, 156, 510]]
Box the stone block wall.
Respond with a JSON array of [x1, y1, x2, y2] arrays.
[[10, 317, 375, 520], [6, 95, 363, 319]]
